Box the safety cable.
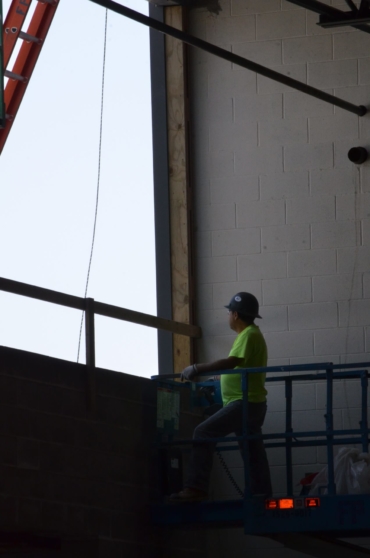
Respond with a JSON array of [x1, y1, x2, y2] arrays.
[[77, 9, 108, 363], [343, 165, 362, 435]]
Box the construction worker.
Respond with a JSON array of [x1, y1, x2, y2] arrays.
[[170, 292, 272, 502]]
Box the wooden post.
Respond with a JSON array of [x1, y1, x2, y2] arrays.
[[165, 6, 193, 373], [85, 297, 96, 413]]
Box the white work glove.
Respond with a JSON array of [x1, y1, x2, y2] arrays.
[[180, 364, 198, 382]]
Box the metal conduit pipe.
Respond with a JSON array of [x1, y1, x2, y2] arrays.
[[89, 0, 367, 117]]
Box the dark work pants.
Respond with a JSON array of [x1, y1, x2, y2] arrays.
[[185, 400, 272, 496]]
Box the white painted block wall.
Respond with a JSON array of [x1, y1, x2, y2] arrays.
[[188, 0, 370, 553]]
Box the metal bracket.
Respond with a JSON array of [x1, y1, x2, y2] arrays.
[[319, 0, 370, 29], [152, 0, 370, 34], [286, 0, 370, 33]]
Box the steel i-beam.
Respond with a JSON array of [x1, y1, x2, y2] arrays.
[[285, 0, 370, 33], [89, 0, 367, 117]]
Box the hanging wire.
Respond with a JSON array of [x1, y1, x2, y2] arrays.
[[77, 9, 108, 363], [216, 449, 244, 498], [343, 165, 361, 435]]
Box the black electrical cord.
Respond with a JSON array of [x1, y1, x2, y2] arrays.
[[201, 394, 245, 499], [77, 9, 108, 363], [216, 449, 244, 498]]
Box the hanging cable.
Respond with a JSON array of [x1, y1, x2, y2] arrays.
[[77, 9, 108, 363], [216, 449, 244, 498], [343, 165, 361, 435]]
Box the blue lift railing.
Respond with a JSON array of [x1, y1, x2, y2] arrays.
[[151, 361, 370, 535]]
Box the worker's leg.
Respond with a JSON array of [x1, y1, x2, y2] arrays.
[[185, 400, 243, 493], [237, 402, 272, 496]]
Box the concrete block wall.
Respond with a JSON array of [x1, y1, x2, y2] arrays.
[[0, 346, 206, 558], [188, 0, 370, 553]]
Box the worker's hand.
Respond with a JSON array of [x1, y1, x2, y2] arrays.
[[180, 364, 198, 382]]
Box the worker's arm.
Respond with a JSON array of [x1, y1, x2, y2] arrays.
[[181, 356, 243, 382]]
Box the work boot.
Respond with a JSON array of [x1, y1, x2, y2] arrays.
[[169, 487, 208, 503]]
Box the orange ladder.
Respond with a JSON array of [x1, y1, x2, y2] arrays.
[[0, 1, 4, 128], [0, 0, 60, 154]]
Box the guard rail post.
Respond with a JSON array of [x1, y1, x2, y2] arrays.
[[242, 371, 251, 499], [360, 371, 369, 453], [285, 378, 293, 496], [85, 297, 96, 413], [326, 366, 336, 495]]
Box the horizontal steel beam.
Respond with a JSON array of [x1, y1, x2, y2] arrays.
[[320, 13, 370, 28], [0, 277, 202, 338], [285, 0, 370, 33], [89, 0, 367, 116]]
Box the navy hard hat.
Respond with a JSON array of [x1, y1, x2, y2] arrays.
[[225, 292, 262, 319]]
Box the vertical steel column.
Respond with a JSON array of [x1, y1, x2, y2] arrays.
[[242, 370, 251, 498], [0, 0, 4, 128], [360, 371, 369, 453], [285, 378, 293, 496], [85, 297, 96, 412], [149, 4, 174, 376], [326, 367, 336, 495]]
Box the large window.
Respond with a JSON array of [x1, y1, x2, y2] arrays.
[[0, 0, 158, 377]]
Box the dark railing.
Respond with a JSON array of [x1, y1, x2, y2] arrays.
[[0, 277, 202, 368], [153, 361, 370, 498]]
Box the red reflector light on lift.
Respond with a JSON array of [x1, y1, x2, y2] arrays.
[[279, 499, 294, 509], [265, 500, 278, 509], [305, 497, 320, 508]]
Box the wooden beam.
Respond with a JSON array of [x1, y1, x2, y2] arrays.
[[165, 5, 194, 372], [95, 301, 200, 338], [0, 277, 201, 338]]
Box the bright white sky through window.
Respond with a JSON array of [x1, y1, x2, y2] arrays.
[[0, 0, 158, 378]]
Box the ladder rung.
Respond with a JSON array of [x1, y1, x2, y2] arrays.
[[4, 70, 28, 83], [19, 31, 43, 44]]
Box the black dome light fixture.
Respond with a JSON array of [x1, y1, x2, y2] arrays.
[[348, 147, 368, 165]]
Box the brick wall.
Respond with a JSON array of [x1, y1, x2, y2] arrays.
[[188, 1, 370, 554], [0, 346, 206, 557]]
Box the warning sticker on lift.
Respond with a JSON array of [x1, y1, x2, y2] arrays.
[[157, 387, 180, 433]]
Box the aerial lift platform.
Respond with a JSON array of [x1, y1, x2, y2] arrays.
[[151, 362, 370, 557]]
